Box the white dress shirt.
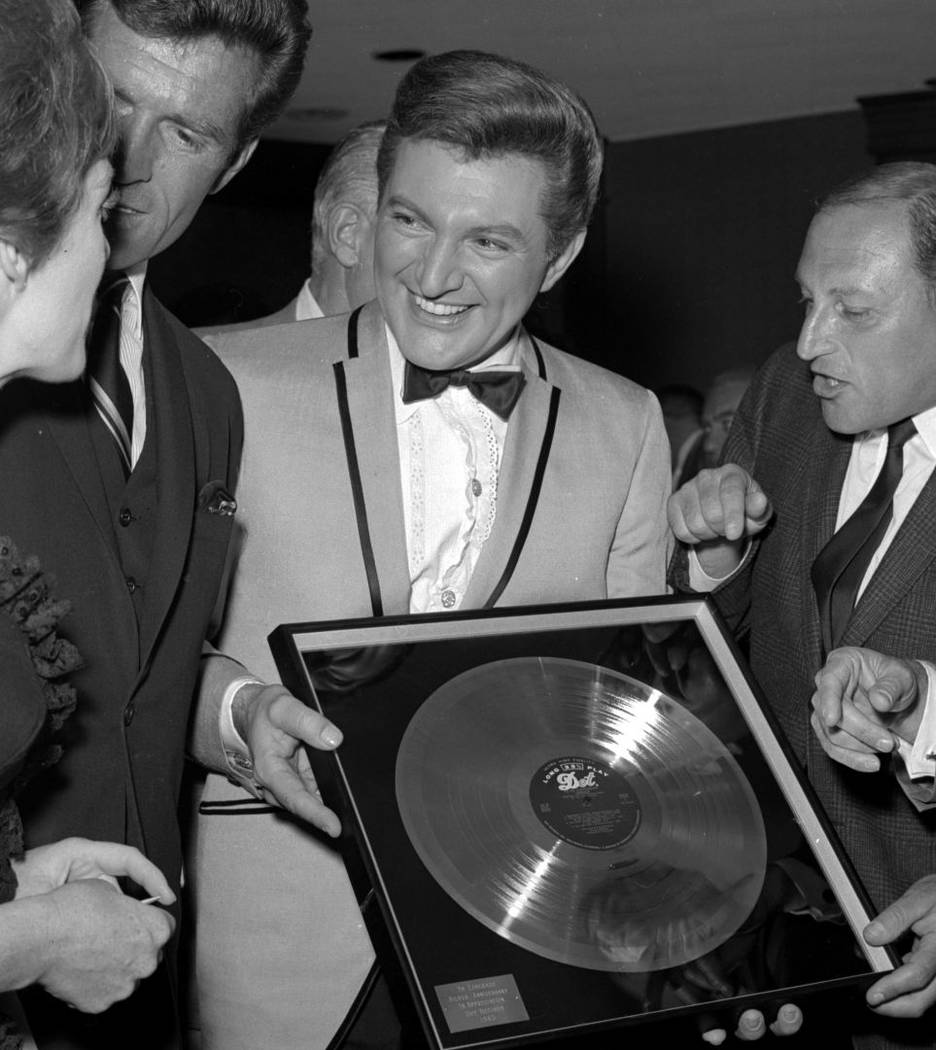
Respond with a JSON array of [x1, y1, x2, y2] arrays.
[[118, 265, 147, 469], [387, 325, 522, 614]]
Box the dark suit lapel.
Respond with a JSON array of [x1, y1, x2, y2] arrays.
[[45, 382, 121, 555], [462, 335, 556, 608], [137, 292, 196, 671], [798, 419, 853, 656], [844, 467, 936, 645], [338, 303, 411, 614]]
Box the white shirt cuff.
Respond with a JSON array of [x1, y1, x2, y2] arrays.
[[687, 543, 749, 592], [897, 661, 936, 780], [219, 675, 263, 793]]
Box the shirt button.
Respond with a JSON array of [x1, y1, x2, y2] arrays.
[[126, 576, 137, 593], [471, 478, 482, 497], [441, 589, 456, 609], [118, 508, 133, 527], [124, 703, 135, 726]]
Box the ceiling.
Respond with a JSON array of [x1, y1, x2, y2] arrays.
[[267, 0, 936, 145]]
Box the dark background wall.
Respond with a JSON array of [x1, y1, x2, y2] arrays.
[[149, 109, 871, 393]]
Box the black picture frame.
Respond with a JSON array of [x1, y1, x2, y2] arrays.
[[270, 596, 896, 1049]]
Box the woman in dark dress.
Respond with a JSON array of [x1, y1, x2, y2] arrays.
[[0, 2, 175, 1045]]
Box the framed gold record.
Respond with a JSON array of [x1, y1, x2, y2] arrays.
[[270, 598, 897, 1049]]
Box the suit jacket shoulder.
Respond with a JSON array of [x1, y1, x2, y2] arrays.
[[193, 296, 299, 339], [204, 311, 352, 381]]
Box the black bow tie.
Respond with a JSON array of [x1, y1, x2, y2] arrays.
[[401, 361, 526, 420]]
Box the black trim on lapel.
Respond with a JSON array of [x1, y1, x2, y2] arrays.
[[334, 360, 383, 616], [333, 312, 383, 617], [530, 335, 547, 380], [483, 385, 561, 608], [799, 423, 852, 660], [347, 304, 363, 359]]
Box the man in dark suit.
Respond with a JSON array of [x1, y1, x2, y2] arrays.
[[669, 162, 936, 1049], [2, 2, 343, 1048]]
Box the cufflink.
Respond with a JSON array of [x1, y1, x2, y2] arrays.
[[224, 748, 264, 798]]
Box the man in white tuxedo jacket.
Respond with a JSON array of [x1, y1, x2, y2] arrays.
[[194, 49, 672, 1050]]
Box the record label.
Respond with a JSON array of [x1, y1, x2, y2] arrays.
[[530, 756, 641, 850]]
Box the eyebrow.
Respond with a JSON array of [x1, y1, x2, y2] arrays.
[[794, 274, 870, 298], [113, 87, 230, 146], [386, 193, 529, 245]]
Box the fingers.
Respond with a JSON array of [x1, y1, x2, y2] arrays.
[[812, 649, 858, 729], [735, 1008, 767, 1041], [264, 691, 342, 751], [866, 935, 936, 1017], [769, 1003, 803, 1036], [865, 876, 936, 947], [260, 764, 341, 839], [668, 466, 772, 545], [809, 709, 886, 773], [71, 842, 176, 905]]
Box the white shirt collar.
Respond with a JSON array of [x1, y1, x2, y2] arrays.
[[122, 263, 146, 339], [295, 279, 325, 321], [859, 404, 936, 459]]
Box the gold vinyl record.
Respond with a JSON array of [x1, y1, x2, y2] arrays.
[[395, 657, 766, 973]]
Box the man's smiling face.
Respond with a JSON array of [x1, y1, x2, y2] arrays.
[[374, 138, 582, 370], [796, 199, 936, 434]]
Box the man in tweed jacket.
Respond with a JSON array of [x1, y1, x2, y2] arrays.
[[670, 162, 936, 1050]]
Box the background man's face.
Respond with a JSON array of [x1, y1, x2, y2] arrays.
[[701, 376, 749, 466], [88, 4, 259, 271], [795, 200, 936, 434], [374, 138, 578, 370]]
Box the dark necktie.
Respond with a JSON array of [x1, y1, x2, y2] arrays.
[[87, 276, 133, 476], [401, 361, 526, 421], [811, 418, 916, 652]]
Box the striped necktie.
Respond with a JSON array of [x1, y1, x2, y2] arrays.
[[811, 418, 916, 653], [87, 276, 133, 476]]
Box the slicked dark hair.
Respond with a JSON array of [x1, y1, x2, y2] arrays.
[[377, 50, 603, 260], [0, 0, 115, 267], [79, 0, 311, 149], [819, 161, 936, 303]]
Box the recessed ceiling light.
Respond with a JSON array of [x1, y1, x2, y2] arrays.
[[373, 49, 425, 62]]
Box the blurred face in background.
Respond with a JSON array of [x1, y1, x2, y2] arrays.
[[701, 374, 751, 467]]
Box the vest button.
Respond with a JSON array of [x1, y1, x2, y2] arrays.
[[441, 589, 456, 609], [124, 703, 135, 726], [126, 576, 137, 593], [118, 508, 133, 526], [470, 478, 482, 497]]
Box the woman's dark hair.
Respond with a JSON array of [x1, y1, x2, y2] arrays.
[[0, 0, 115, 267]]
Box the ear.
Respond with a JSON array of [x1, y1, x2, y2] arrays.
[[210, 138, 259, 196], [327, 203, 370, 270], [0, 238, 29, 291], [539, 229, 587, 294]]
